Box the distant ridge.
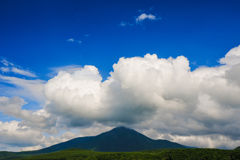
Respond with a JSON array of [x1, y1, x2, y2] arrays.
[[33, 126, 185, 153], [235, 146, 240, 150]]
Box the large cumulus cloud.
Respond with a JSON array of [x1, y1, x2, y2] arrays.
[[41, 45, 240, 148], [1, 45, 240, 150]]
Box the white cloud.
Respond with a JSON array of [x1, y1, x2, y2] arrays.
[[11, 67, 37, 77], [0, 75, 46, 103], [0, 119, 80, 151], [225, 64, 240, 86], [20, 145, 42, 151], [119, 22, 134, 27], [1, 45, 240, 150], [120, 12, 159, 27], [0, 59, 37, 77], [0, 96, 57, 133], [67, 38, 82, 44], [219, 45, 240, 65], [77, 123, 113, 137], [0, 67, 10, 73], [42, 45, 240, 149], [0, 121, 45, 147], [67, 38, 74, 42], [0, 59, 14, 67], [136, 13, 158, 23], [160, 134, 240, 149], [47, 65, 83, 77]]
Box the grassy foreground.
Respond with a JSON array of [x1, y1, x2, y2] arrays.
[[14, 148, 240, 160]]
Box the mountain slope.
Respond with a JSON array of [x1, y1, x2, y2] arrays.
[[72, 126, 186, 152], [33, 136, 93, 154]]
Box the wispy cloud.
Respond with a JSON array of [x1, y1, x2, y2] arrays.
[[0, 59, 37, 77], [149, 7, 153, 11], [0, 75, 46, 102], [11, 67, 37, 78], [0, 59, 14, 67]]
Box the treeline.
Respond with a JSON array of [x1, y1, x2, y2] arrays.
[[16, 148, 240, 160]]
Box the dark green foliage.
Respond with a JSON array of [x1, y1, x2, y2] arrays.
[[15, 148, 240, 160], [0, 151, 35, 160], [235, 146, 240, 150], [16, 149, 103, 160]]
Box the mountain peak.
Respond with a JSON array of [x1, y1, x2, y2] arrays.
[[113, 126, 132, 130], [33, 126, 186, 153]]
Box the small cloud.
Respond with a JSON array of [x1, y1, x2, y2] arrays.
[[85, 34, 90, 37], [119, 22, 134, 27], [120, 22, 126, 27], [67, 38, 82, 44], [136, 13, 160, 23], [67, 38, 75, 42]]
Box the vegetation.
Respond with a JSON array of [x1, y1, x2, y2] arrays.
[[235, 146, 240, 150], [0, 151, 35, 160], [12, 148, 240, 160]]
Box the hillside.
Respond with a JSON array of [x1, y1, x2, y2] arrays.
[[17, 148, 240, 160], [31, 136, 93, 154], [235, 146, 240, 150], [72, 126, 185, 152]]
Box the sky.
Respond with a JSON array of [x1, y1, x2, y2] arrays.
[[0, 0, 240, 151]]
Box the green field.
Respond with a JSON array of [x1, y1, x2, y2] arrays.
[[8, 148, 240, 160]]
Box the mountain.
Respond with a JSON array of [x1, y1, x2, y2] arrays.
[[32, 136, 93, 154], [0, 127, 187, 159], [72, 126, 185, 152], [36, 126, 185, 153]]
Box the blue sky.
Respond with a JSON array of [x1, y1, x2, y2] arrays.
[[1, 0, 240, 80], [1, 0, 240, 151]]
